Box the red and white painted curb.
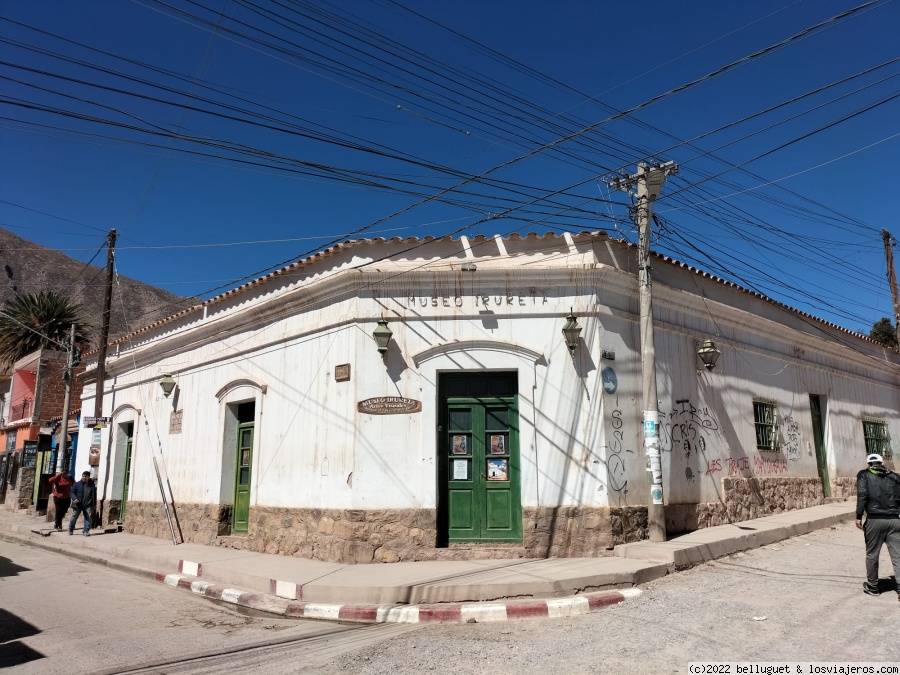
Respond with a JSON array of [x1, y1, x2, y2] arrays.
[[156, 572, 641, 623]]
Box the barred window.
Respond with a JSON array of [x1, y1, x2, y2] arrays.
[[754, 399, 779, 451], [863, 418, 891, 459]]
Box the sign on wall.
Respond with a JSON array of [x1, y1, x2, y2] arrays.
[[357, 397, 422, 415], [23, 441, 37, 468], [83, 417, 111, 428], [169, 410, 183, 434]]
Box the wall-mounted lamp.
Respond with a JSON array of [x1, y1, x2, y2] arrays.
[[159, 373, 177, 398], [697, 339, 721, 371], [461, 262, 477, 272], [561, 309, 582, 353], [373, 319, 393, 355]]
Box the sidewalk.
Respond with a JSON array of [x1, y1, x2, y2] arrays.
[[0, 501, 854, 623]]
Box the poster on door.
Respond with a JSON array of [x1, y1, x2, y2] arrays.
[[451, 435, 468, 455], [452, 459, 469, 481], [489, 435, 505, 455], [486, 459, 508, 481]]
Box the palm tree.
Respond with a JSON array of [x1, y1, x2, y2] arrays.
[[0, 291, 92, 369]]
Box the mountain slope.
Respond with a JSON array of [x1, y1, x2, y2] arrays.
[[0, 228, 195, 344]]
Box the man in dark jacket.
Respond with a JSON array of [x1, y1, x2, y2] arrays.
[[68, 471, 96, 536], [856, 453, 900, 598]]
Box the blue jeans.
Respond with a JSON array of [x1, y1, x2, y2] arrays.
[[68, 502, 92, 533]]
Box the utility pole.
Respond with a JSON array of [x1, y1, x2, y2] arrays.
[[93, 228, 117, 431], [55, 324, 76, 473], [882, 229, 900, 330], [606, 161, 678, 543], [90, 228, 116, 529]]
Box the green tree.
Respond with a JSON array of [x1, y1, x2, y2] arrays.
[[869, 317, 898, 349], [0, 291, 91, 369]]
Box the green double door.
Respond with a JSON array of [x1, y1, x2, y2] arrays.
[[439, 374, 522, 544]]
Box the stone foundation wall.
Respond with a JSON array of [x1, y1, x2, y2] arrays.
[[667, 477, 828, 534], [4, 466, 35, 512], [521, 506, 646, 557], [0, 453, 20, 508], [121, 477, 847, 563], [124, 501, 229, 545], [832, 477, 857, 501], [124, 501, 651, 563], [104, 499, 123, 525]]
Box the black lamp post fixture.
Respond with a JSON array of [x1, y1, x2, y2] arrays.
[[373, 319, 393, 355], [561, 309, 582, 353], [697, 339, 721, 371], [159, 373, 176, 398]]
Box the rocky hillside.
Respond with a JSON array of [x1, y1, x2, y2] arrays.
[[0, 227, 195, 344]]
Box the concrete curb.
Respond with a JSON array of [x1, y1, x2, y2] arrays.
[[615, 503, 856, 568], [157, 571, 642, 624]]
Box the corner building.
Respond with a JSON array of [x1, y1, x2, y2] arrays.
[[74, 231, 899, 562]]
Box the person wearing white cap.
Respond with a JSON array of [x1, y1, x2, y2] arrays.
[[856, 453, 900, 598]]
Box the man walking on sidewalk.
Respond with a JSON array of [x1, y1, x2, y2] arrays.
[[69, 471, 96, 536], [48, 470, 73, 531], [856, 453, 900, 599]]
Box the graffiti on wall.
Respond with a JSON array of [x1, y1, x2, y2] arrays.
[[782, 414, 801, 462], [703, 455, 789, 477], [603, 396, 634, 505], [660, 398, 720, 460]]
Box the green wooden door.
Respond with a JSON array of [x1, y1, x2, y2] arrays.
[[232, 422, 254, 533], [120, 434, 133, 522], [809, 395, 830, 498], [439, 374, 521, 543]]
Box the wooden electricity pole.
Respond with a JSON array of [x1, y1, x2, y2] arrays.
[[883, 229, 900, 330], [606, 162, 678, 542], [93, 228, 117, 425]]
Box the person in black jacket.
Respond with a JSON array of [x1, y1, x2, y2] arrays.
[[68, 471, 96, 536], [856, 453, 900, 598]]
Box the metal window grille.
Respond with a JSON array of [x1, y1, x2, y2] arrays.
[[862, 419, 891, 458], [754, 400, 779, 450]]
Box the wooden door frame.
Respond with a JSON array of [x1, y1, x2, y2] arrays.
[[809, 394, 830, 498]]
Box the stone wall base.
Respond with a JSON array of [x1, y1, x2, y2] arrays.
[[3, 466, 35, 512], [667, 477, 832, 534], [122, 501, 649, 563], [832, 477, 857, 501], [124, 501, 228, 545], [121, 478, 844, 564]]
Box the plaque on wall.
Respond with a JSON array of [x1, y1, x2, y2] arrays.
[[335, 364, 351, 382], [169, 410, 183, 434], [357, 397, 422, 415]]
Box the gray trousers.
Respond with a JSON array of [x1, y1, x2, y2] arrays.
[[864, 517, 900, 588]]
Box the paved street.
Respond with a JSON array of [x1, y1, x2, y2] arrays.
[[3, 522, 899, 674], [318, 522, 899, 675], [0, 540, 417, 674]]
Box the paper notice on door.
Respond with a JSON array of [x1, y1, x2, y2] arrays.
[[452, 459, 468, 480]]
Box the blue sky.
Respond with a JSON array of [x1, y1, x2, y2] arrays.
[[1, 0, 898, 335]]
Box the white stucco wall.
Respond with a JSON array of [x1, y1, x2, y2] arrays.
[[75, 232, 900, 517]]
